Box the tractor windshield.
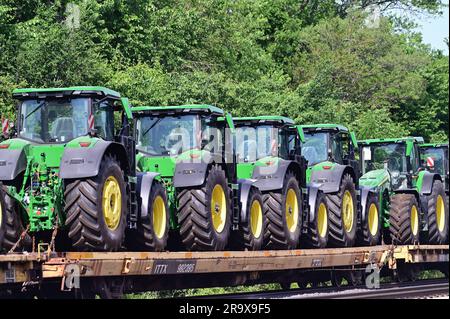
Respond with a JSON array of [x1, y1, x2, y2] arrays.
[[302, 132, 328, 166], [236, 125, 279, 162], [19, 98, 90, 143], [361, 143, 407, 174], [136, 114, 224, 157], [420, 147, 446, 175]]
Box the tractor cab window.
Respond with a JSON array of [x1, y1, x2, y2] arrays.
[[236, 125, 278, 162], [19, 98, 90, 143], [136, 114, 201, 156], [362, 143, 407, 174], [420, 147, 446, 175], [93, 100, 115, 141], [201, 117, 224, 155], [332, 133, 350, 164], [279, 128, 298, 160], [302, 132, 328, 166], [409, 144, 420, 173]]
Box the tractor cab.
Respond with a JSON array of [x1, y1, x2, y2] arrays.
[[299, 124, 359, 183], [419, 143, 449, 192], [359, 137, 424, 191], [11, 87, 131, 145], [234, 116, 304, 179]]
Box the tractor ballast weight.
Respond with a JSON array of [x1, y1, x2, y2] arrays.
[[0, 87, 137, 252], [131, 105, 262, 252], [299, 124, 360, 248]]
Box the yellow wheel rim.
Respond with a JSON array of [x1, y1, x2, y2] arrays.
[[152, 195, 166, 239], [102, 176, 122, 230], [342, 191, 354, 233], [285, 188, 299, 233], [368, 203, 379, 236], [317, 203, 328, 238], [436, 195, 445, 232], [411, 205, 419, 236], [211, 184, 227, 233], [250, 199, 263, 238]]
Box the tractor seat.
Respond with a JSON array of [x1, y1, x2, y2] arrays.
[[51, 117, 75, 142]]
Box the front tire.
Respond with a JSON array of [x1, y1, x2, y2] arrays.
[[303, 191, 329, 248], [389, 193, 420, 245], [326, 173, 357, 247], [231, 186, 265, 251], [357, 193, 381, 246], [264, 171, 302, 250], [427, 180, 448, 244], [130, 182, 170, 251], [65, 155, 128, 251], [177, 165, 232, 251]]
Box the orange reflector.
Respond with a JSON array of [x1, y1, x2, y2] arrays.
[[0, 144, 10, 149], [190, 153, 200, 159], [79, 142, 91, 147], [323, 165, 332, 170]]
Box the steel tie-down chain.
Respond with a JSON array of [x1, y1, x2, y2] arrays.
[[8, 224, 30, 254]]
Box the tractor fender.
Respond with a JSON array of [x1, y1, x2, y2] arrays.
[[173, 162, 209, 188], [419, 171, 441, 196], [237, 179, 257, 224], [252, 160, 301, 192], [310, 164, 354, 194], [0, 149, 27, 181], [307, 184, 321, 223], [359, 186, 378, 224], [60, 140, 129, 179], [136, 172, 161, 219]]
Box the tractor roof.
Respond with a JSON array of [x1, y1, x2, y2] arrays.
[[359, 137, 424, 145], [299, 124, 349, 132], [132, 105, 224, 116], [13, 86, 121, 99], [234, 116, 294, 125]]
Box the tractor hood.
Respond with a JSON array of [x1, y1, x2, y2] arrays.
[[359, 169, 390, 188], [306, 161, 337, 184], [237, 156, 281, 179]]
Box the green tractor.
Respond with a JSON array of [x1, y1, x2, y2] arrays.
[[233, 116, 306, 250], [419, 143, 449, 193], [0, 86, 138, 252], [131, 105, 263, 251], [299, 124, 360, 248], [359, 137, 448, 245]]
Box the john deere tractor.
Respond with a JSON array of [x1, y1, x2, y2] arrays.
[[420, 143, 449, 193], [233, 116, 306, 250], [0, 86, 137, 252], [131, 105, 263, 251], [359, 137, 448, 245], [299, 124, 360, 248]]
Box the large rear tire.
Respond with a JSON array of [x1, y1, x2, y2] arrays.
[[303, 191, 329, 248], [264, 171, 302, 250], [357, 193, 381, 246], [177, 165, 231, 251], [231, 186, 265, 251], [389, 193, 420, 245], [0, 185, 31, 252], [64, 155, 128, 251], [326, 173, 357, 247], [130, 182, 170, 251], [427, 180, 448, 244]]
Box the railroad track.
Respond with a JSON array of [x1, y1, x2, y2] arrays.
[[193, 279, 449, 299]]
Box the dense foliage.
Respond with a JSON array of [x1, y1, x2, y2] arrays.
[[0, 0, 448, 141]]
